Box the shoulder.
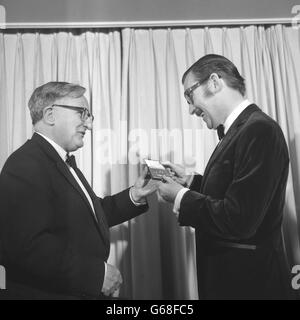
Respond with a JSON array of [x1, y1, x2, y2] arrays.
[[241, 109, 285, 141], [237, 108, 289, 159], [1, 138, 48, 177]]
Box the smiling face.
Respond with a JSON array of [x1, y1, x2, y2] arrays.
[[183, 71, 220, 130], [52, 95, 92, 152]]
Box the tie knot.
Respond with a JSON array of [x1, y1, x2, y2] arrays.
[[217, 125, 225, 141], [66, 154, 77, 169]]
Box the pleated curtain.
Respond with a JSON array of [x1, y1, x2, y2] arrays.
[[0, 25, 299, 299]]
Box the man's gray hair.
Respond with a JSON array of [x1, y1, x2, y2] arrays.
[[28, 82, 86, 125]]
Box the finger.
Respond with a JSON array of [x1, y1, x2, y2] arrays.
[[162, 175, 173, 183], [102, 288, 110, 296], [173, 177, 183, 184], [112, 278, 122, 295], [104, 279, 121, 297], [168, 169, 176, 176], [112, 288, 120, 298], [102, 280, 116, 296], [168, 172, 176, 179], [108, 286, 119, 297]]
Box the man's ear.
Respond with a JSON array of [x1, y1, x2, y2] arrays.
[[208, 73, 223, 94], [43, 107, 55, 125]]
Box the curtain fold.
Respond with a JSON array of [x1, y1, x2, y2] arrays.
[[0, 25, 299, 299], [0, 33, 8, 169], [11, 34, 26, 151]]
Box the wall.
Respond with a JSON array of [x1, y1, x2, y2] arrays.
[[0, 0, 296, 23]]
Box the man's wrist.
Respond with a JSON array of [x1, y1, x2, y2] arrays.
[[173, 187, 190, 215], [129, 187, 147, 205]]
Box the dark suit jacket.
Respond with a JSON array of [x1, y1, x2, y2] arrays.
[[0, 133, 148, 299], [179, 104, 292, 299]]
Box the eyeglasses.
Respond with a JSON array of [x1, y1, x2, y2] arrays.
[[184, 81, 202, 105], [52, 104, 94, 122], [184, 74, 222, 105]]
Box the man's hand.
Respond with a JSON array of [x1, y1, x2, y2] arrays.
[[130, 167, 160, 203], [161, 161, 189, 186], [158, 176, 184, 203], [101, 263, 123, 297]]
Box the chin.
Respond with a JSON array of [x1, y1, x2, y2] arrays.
[[76, 141, 84, 149], [70, 140, 84, 152]]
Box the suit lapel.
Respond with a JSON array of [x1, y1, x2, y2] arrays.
[[72, 167, 110, 243], [201, 104, 260, 191], [31, 133, 109, 244], [56, 161, 95, 214]]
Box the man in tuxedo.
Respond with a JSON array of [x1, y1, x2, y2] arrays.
[[158, 54, 292, 299], [0, 82, 157, 300]]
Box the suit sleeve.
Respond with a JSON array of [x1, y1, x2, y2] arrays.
[[99, 189, 149, 228], [178, 121, 289, 240], [0, 156, 105, 298], [189, 174, 203, 191]]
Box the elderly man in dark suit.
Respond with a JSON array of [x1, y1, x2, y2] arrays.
[[159, 54, 292, 299], [0, 82, 158, 300]]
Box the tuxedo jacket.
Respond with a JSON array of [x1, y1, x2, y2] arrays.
[[179, 104, 292, 299], [0, 133, 147, 299]]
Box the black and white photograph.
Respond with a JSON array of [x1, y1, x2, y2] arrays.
[[0, 0, 300, 303]]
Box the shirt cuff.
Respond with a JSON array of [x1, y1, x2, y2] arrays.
[[104, 261, 107, 277], [129, 187, 147, 206], [101, 261, 107, 293], [173, 187, 189, 217]]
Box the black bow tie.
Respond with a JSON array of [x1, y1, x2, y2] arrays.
[[217, 125, 225, 141], [66, 154, 77, 169]]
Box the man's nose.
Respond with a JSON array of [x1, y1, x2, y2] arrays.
[[83, 118, 93, 130], [189, 104, 196, 115]]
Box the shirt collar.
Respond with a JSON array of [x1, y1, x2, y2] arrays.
[[223, 99, 251, 134], [35, 132, 68, 161]]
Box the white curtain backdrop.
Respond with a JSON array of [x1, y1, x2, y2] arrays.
[[0, 25, 299, 299]]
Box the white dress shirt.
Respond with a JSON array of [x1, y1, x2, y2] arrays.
[[223, 99, 251, 135], [173, 99, 251, 215], [36, 132, 97, 216]]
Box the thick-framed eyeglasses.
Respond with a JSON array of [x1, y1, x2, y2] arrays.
[[184, 81, 203, 105], [52, 104, 94, 122]]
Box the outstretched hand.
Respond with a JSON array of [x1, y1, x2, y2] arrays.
[[130, 167, 160, 203], [158, 175, 184, 203], [161, 161, 189, 186]]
